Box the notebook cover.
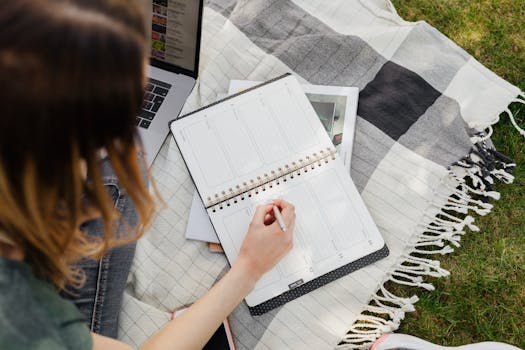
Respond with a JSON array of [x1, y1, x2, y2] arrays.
[[248, 244, 389, 315]]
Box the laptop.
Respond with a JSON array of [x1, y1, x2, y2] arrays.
[[138, 0, 203, 167]]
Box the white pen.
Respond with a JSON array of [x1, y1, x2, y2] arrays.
[[272, 205, 287, 232]]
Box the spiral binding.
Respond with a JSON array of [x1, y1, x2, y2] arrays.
[[207, 147, 337, 212]]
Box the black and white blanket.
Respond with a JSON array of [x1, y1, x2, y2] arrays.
[[118, 1, 524, 349]]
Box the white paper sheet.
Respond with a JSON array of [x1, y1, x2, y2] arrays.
[[184, 193, 219, 243]]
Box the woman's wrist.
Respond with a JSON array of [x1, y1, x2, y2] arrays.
[[230, 255, 261, 292]]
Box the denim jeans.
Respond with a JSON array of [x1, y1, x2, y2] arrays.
[[61, 159, 140, 339]]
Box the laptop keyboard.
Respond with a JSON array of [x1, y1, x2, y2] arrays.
[[137, 78, 172, 129]]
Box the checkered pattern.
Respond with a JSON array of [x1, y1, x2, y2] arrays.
[[118, 1, 521, 349]]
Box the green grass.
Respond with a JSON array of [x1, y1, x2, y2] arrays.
[[388, 1, 524, 348]]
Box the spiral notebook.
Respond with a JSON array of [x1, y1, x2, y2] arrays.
[[169, 74, 388, 315]]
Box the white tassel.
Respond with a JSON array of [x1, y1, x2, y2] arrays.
[[397, 256, 450, 277], [415, 239, 445, 247], [337, 283, 421, 349], [448, 234, 463, 247], [373, 297, 417, 314], [462, 215, 480, 231], [454, 165, 491, 190], [442, 203, 468, 214], [337, 329, 385, 350], [505, 102, 525, 138], [468, 173, 486, 190], [420, 235, 461, 248], [433, 186, 471, 203], [418, 230, 463, 247], [339, 314, 399, 349], [434, 211, 479, 232], [436, 207, 462, 221], [459, 182, 500, 200], [419, 226, 451, 235], [442, 200, 491, 216], [413, 245, 454, 255], [379, 285, 420, 306], [364, 304, 405, 323], [389, 271, 435, 291], [448, 196, 493, 215], [403, 255, 444, 270], [428, 215, 458, 228], [490, 168, 515, 184], [347, 315, 394, 333]]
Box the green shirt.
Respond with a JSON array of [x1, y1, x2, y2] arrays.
[[0, 257, 92, 350]]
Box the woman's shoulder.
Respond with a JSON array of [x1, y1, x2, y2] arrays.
[[0, 257, 93, 350]]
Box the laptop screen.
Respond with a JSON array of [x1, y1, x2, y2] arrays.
[[149, 0, 202, 76]]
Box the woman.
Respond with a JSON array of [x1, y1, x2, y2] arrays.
[[0, 0, 296, 349]]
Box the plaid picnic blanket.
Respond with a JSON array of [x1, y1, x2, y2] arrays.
[[118, 0, 524, 349]]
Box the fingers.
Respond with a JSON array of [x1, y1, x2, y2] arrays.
[[259, 200, 294, 236], [272, 198, 295, 215], [263, 213, 275, 226], [252, 204, 274, 225], [272, 199, 295, 226], [252, 200, 295, 233]]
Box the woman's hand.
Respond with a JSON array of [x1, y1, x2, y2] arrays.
[[139, 199, 296, 350], [235, 199, 296, 284]]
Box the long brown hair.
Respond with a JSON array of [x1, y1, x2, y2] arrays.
[[0, 0, 155, 289]]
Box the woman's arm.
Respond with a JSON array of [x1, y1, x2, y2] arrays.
[[93, 200, 295, 350], [92, 333, 133, 350]]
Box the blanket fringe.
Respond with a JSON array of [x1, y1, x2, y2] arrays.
[[470, 93, 525, 142], [337, 139, 515, 350], [505, 93, 525, 138]]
